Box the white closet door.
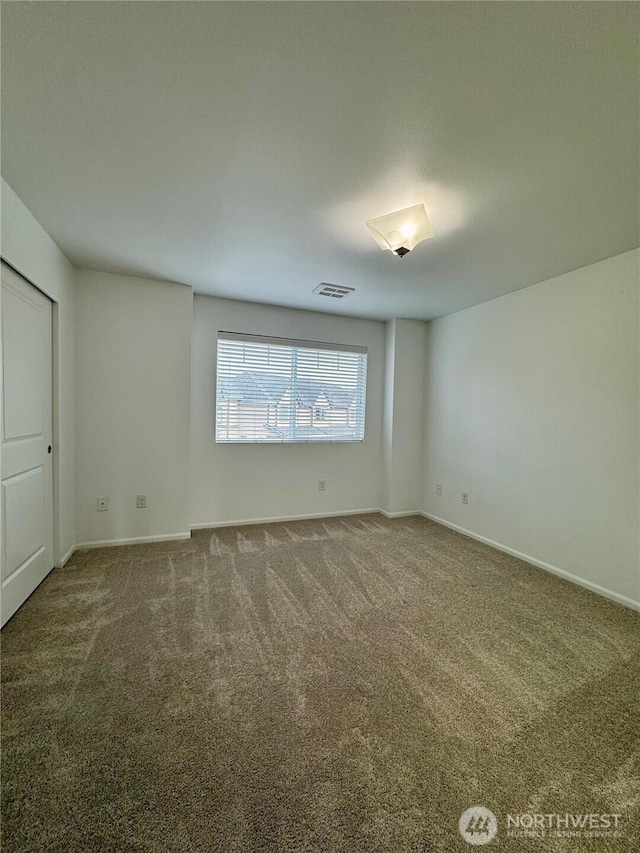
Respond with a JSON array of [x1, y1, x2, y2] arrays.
[[1, 262, 54, 626]]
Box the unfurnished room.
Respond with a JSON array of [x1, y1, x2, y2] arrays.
[[0, 2, 639, 851]]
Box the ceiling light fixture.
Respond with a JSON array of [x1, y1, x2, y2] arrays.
[[365, 203, 435, 257]]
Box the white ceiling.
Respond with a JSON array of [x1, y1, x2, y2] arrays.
[[2, 2, 638, 320]]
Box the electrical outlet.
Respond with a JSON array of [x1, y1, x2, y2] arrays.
[[436, 484, 442, 496], [97, 496, 109, 511], [318, 480, 326, 491], [136, 494, 147, 509], [461, 492, 469, 504]]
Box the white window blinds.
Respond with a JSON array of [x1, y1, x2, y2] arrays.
[[216, 332, 367, 443]]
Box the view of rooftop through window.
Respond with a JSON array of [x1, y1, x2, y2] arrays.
[[215, 333, 367, 442]]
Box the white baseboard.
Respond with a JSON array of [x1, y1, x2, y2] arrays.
[[75, 532, 192, 550], [70, 511, 638, 612], [421, 512, 640, 612], [191, 508, 380, 530], [58, 544, 76, 567]]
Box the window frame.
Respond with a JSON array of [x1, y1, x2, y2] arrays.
[[215, 331, 368, 444]]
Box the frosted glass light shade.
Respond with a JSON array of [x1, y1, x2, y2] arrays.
[[365, 203, 435, 256]]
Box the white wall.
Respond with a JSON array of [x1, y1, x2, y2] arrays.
[[190, 295, 384, 526], [423, 249, 640, 608], [75, 270, 192, 545], [1, 178, 76, 564], [5, 181, 637, 616], [381, 319, 426, 515]]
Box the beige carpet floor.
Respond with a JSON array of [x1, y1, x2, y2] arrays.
[[1, 514, 639, 852]]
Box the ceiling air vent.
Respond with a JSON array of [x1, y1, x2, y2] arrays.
[[313, 283, 355, 299]]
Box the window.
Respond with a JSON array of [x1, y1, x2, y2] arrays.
[[216, 332, 367, 443]]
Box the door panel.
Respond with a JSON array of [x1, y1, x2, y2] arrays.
[[1, 263, 53, 626], [3, 468, 46, 582], [3, 284, 45, 439]]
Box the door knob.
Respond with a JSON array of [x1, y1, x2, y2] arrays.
[[48, 445, 52, 454]]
